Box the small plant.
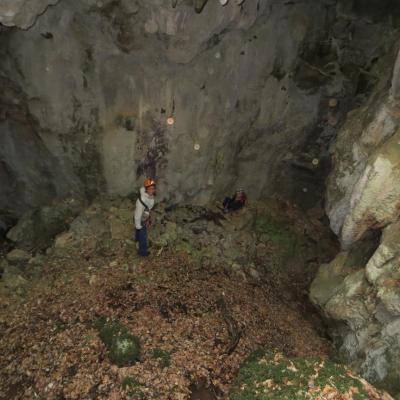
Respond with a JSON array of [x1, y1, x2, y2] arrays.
[[150, 348, 171, 368], [95, 317, 140, 367], [54, 320, 67, 333], [121, 376, 140, 390], [121, 376, 145, 398]]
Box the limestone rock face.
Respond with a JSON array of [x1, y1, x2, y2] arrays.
[[313, 44, 400, 395], [311, 224, 400, 394], [0, 0, 58, 29], [1, 0, 396, 221], [366, 222, 400, 316], [326, 95, 400, 248]]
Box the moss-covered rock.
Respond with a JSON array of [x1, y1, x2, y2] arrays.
[[228, 350, 390, 400], [95, 317, 140, 367], [1, 271, 28, 292], [7, 198, 83, 251]]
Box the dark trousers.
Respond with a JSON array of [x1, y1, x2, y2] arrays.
[[223, 197, 244, 211], [223, 197, 231, 208], [135, 227, 148, 256]]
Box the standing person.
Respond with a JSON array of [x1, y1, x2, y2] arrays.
[[134, 178, 156, 257]]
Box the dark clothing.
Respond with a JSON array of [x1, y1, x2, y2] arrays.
[[135, 227, 149, 256], [223, 196, 245, 211]]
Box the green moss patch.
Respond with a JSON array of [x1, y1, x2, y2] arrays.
[[255, 214, 297, 248], [95, 317, 140, 367], [228, 351, 371, 400], [121, 376, 141, 390], [255, 213, 299, 270], [121, 376, 145, 398], [150, 348, 171, 368]]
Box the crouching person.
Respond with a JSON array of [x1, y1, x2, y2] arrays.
[[223, 189, 247, 212], [134, 178, 156, 257]]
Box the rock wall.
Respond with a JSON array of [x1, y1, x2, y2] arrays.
[[311, 42, 400, 395], [1, 0, 396, 222], [0, 0, 59, 29]]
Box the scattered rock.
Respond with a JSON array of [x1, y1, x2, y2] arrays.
[[1, 272, 28, 291], [255, 242, 268, 258], [89, 275, 98, 286], [54, 232, 74, 249], [231, 263, 246, 279], [249, 266, 260, 280], [6, 248, 31, 265]]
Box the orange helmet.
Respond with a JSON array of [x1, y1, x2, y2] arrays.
[[144, 178, 156, 188]]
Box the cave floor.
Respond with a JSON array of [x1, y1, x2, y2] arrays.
[[0, 244, 332, 399]]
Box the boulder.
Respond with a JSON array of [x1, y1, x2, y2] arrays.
[[54, 232, 74, 249], [7, 198, 83, 251], [28, 254, 47, 266], [6, 248, 31, 265], [1, 271, 28, 292]]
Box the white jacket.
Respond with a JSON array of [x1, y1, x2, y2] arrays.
[[134, 187, 155, 229]]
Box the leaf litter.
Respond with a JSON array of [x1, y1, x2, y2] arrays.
[[0, 247, 331, 399]]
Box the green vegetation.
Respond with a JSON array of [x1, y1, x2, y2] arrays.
[[228, 350, 370, 400], [255, 213, 299, 270], [121, 376, 141, 390], [95, 317, 140, 367], [121, 376, 145, 398], [150, 348, 171, 368]]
